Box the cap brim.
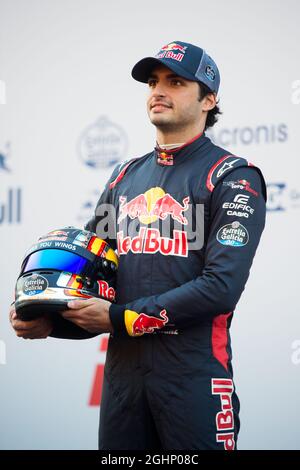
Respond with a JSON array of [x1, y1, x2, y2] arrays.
[[131, 57, 196, 83]]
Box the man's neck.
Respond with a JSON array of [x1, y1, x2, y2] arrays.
[[156, 124, 204, 146], [158, 142, 185, 150]]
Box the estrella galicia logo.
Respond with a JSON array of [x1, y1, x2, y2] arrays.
[[205, 65, 216, 81], [78, 116, 128, 169], [22, 274, 48, 296], [217, 221, 249, 247], [0, 142, 11, 172]]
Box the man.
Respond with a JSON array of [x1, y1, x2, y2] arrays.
[[10, 41, 266, 450]]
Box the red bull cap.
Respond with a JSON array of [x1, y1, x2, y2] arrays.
[[131, 40, 220, 94]]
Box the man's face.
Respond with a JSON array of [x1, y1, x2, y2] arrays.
[[146, 64, 208, 132]]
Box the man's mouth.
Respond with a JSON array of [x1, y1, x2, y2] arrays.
[[150, 102, 172, 111]]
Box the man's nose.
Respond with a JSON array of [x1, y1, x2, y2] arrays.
[[151, 82, 167, 97]]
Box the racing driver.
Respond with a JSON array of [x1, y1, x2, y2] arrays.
[[10, 41, 266, 450]]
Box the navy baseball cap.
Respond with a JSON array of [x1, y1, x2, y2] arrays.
[[131, 41, 220, 94]]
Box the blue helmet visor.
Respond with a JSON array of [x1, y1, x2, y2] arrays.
[[21, 249, 90, 276]]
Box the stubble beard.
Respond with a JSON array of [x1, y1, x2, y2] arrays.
[[149, 112, 195, 134]]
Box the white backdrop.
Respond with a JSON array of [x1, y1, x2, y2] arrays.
[[0, 0, 299, 450]]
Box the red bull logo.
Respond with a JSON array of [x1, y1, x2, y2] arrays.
[[118, 188, 189, 225], [132, 309, 169, 335], [160, 43, 187, 53], [156, 42, 187, 63], [97, 280, 115, 301], [117, 188, 189, 257], [117, 227, 188, 257], [151, 194, 189, 225], [118, 194, 148, 223], [157, 151, 174, 166], [212, 378, 235, 451]]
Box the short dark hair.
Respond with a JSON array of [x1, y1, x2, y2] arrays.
[[198, 82, 222, 130]]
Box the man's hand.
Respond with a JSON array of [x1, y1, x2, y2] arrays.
[[9, 304, 54, 339], [61, 298, 114, 334]]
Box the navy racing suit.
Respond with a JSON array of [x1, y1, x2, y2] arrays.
[[52, 132, 266, 450]]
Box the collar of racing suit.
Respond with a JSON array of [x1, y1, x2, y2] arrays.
[[158, 143, 185, 150], [155, 131, 206, 166]]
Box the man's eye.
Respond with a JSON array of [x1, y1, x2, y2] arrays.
[[148, 80, 156, 87], [171, 79, 182, 86]]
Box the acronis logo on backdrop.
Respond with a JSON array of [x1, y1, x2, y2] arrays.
[[78, 116, 128, 169], [207, 123, 288, 147]]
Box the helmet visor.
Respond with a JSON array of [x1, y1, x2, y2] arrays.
[[21, 249, 90, 276]]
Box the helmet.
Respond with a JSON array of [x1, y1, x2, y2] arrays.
[[15, 227, 118, 321]]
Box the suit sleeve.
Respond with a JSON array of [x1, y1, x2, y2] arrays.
[[109, 166, 266, 337], [50, 165, 119, 340]]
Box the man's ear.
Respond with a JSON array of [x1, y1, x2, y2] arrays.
[[200, 93, 217, 111]]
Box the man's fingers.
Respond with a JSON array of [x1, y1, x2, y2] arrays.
[[12, 319, 41, 330], [9, 305, 17, 321], [62, 302, 96, 318], [12, 320, 31, 331], [61, 309, 81, 319], [67, 298, 95, 309], [61, 313, 86, 328], [60, 312, 85, 329], [16, 329, 39, 338], [16, 329, 29, 337], [17, 331, 48, 339], [62, 303, 96, 319]]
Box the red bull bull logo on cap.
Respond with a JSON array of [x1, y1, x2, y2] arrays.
[[156, 42, 187, 62]]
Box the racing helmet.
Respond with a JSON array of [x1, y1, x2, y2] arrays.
[[15, 227, 118, 321]]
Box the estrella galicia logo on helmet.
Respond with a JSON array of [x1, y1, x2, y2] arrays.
[[22, 274, 48, 296], [78, 116, 128, 169], [205, 65, 216, 81], [216, 221, 249, 247]]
